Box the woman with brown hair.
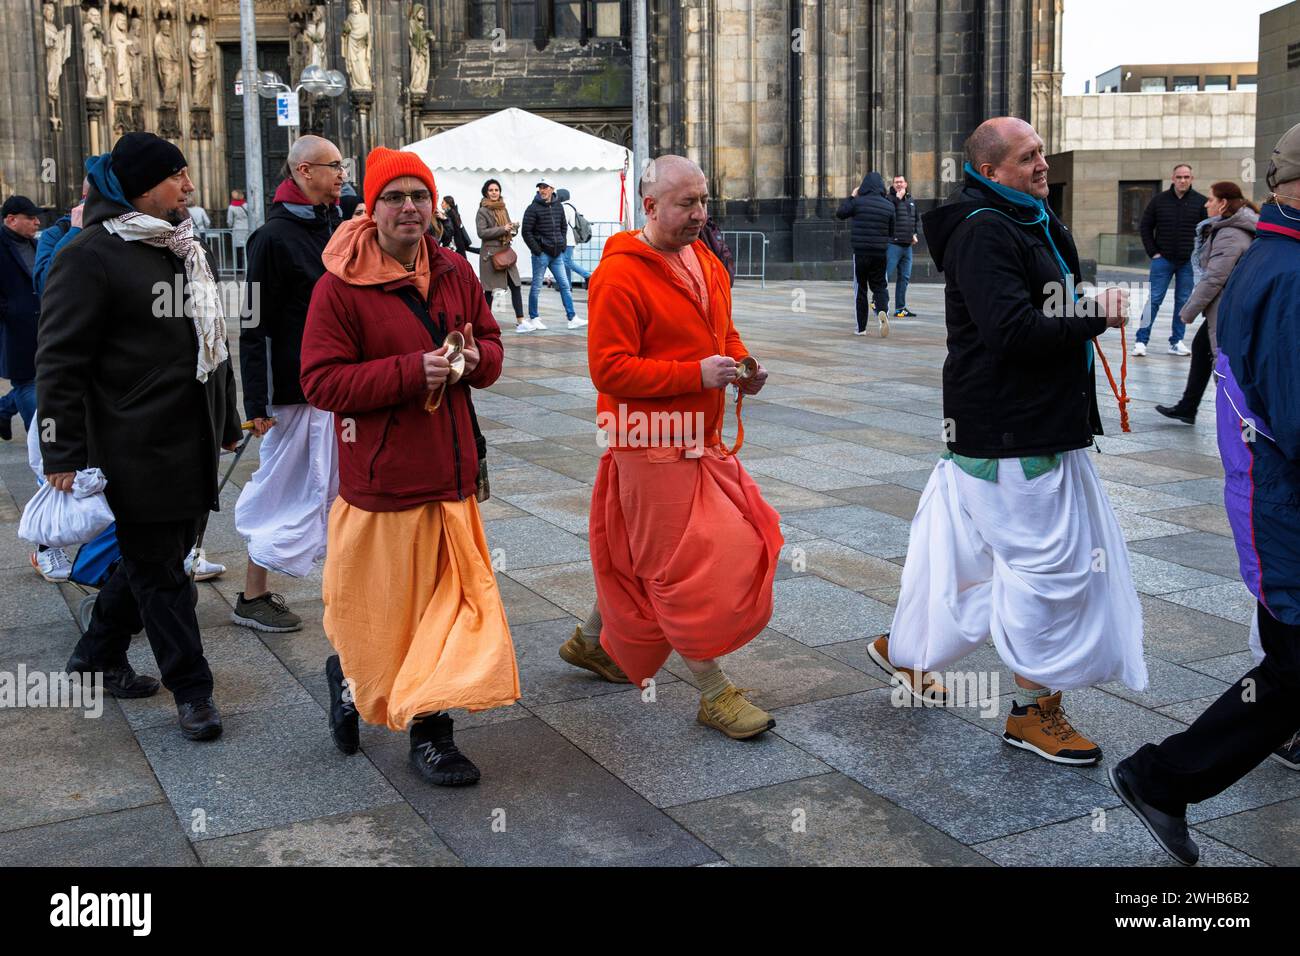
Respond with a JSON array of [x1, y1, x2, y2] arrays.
[[1156, 181, 1259, 425], [475, 178, 531, 333]]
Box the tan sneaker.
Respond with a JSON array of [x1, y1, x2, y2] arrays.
[[697, 686, 775, 740], [866, 634, 948, 705], [558, 627, 631, 684], [878, 311, 890, 338], [1003, 691, 1102, 765]]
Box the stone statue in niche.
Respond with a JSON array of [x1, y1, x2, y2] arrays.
[[305, 5, 327, 71], [341, 0, 372, 92], [127, 16, 144, 102], [110, 10, 132, 103], [43, 4, 72, 107], [154, 17, 180, 106], [83, 5, 108, 100], [190, 22, 213, 107], [408, 3, 433, 96]]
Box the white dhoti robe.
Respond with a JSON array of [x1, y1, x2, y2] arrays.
[[235, 403, 338, 577], [888, 449, 1148, 691]]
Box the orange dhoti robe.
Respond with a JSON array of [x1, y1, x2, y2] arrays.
[[590, 445, 784, 687], [322, 496, 521, 731]]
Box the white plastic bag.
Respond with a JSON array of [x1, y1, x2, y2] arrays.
[[26, 420, 43, 482], [18, 468, 115, 548]]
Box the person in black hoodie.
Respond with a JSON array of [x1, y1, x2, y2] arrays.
[[232, 135, 344, 634], [866, 117, 1148, 770], [38, 133, 242, 742], [836, 171, 895, 336], [1134, 165, 1207, 357]]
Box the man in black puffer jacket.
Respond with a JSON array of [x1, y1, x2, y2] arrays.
[[868, 117, 1148, 775], [1134, 164, 1207, 357], [521, 180, 580, 329], [835, 171, 895, 336]]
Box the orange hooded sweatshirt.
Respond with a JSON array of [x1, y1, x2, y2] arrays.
[[587, 231, 748, 448]]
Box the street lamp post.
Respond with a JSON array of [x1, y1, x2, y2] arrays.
[[257, 65, 348, 150]]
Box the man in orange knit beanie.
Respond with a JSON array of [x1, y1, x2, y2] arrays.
[[558, 154, 784, 740]]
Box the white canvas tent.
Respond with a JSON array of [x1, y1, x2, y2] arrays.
[[402, 108, 631, 281]]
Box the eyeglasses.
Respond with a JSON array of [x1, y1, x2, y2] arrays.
[[377, 190, 433, 208], [304, 161, 347, 175]]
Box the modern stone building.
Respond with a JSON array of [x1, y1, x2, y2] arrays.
[[1091, 62, 1257, 94], [1254, 0, 1300, 204], [1047, 88, 1255, 267], [4, 0, 1065, 276]]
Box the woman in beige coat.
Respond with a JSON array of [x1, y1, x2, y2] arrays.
[[1156, 181, 1258, 425], [475, 179, 529, 332]]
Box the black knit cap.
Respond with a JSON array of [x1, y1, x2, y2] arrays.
[[110, 132, 188, 199]]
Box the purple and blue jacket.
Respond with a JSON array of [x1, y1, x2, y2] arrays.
[[1214, 202, 1300, 627]]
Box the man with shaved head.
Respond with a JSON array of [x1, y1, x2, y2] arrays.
[[558, 154, 785, 740], [870, 117, 1148, 767], [231, 134, 345, 632]]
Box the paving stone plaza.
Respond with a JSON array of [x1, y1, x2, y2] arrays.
[[1, 279, 1295, 868]]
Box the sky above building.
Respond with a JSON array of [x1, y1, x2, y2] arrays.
[[1062, 0, 1289, 93]]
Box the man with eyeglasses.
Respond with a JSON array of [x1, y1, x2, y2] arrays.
[[232, 135, 345, 633]]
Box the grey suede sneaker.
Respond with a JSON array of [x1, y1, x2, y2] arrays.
[[231, 592, 302, 632]]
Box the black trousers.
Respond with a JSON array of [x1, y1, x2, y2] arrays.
[[484, 277, 524, 320], [853, 252, 889, 331], [1174, 320, 1214, 415], [1127, 601, 1300, 814], [72, 517, 213, 705]]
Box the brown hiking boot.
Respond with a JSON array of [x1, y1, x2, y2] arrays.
[[697, 686, 775, 740], [558, 627, 631, 683], [1003, 691, 1102, 765], [866, 634, 949, 705]]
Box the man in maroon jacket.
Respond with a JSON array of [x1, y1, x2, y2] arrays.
[[300, 147, 519, 787]]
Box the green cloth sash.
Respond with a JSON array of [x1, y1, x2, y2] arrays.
[[942, 451, 1061, 482]]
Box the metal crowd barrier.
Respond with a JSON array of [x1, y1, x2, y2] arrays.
[[203, 228, 248, 281], [721, 230, 768, 287], [572, 221, 769, 288]]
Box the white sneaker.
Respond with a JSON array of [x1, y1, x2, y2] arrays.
[[853, 328, 869, 336], [514, 320, 535, 334], [1169, 341, 1192, 356], [567, 316, 588, 329], [32, 547, 72, 583], [530, 318, 548, 330], [1132, 342, 1147, 357], [184, 548, 225, 582]]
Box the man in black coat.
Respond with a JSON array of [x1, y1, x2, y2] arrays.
[[0, 195, 42, 441], [521, 180, 581, 329], [887, 175, 919, 318], [1134, 164, 1207, 357], [835, 171, 895, 336], [38, 132, 241, 742], [867, 117, 1148, 771], [232, 135, 343, 634]]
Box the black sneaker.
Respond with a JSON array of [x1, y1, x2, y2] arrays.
[[65, 651, 161, 698], [177, 697, 223, 741], [1155, 404, 1196, 425], [1272, 730, 1300, 770], [1109, 758, 1199, 866], [326, 654, 360, 755], [231, 592, 302, 632], [894, 308, 916, 318], [409, 712, 480, 786], [0, 413, 10, 442]]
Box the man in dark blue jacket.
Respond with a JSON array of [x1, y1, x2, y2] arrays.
[[0, 195, 42, 441], [1111, 123, 1300, 867], [836, 172, 895, 337]]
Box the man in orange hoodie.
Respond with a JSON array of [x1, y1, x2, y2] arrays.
[[559, 155, 784, 740]]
